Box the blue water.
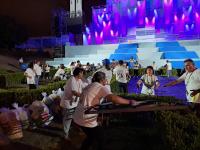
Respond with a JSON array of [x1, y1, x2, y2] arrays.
[[128, 76, 187, 102]]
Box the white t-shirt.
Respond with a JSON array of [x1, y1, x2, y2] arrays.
[[113, 65, 129, 83], [70, 65, 76, 75], [60, 76, 85, 109], [73, 82, 112, 128], [140, 74, 158, 95], [25, 68, 36, 84], [166, 62, 172, 70], [54, 69, 65, 78], [34, 64, 42, 76], [178, 69, 200, 103]]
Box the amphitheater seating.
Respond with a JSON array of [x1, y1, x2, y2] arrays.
[[159, 46, 186, 52], [161, 51, 199, 59], [171, 61, 200, 69], [109, 54, 137, 61], [156, 41, 180, 47], [118, 43, 138, 49], [114, 48, 137, 54]]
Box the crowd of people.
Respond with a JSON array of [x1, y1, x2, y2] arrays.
[[22, 57, 200, 150], [24, 60, 51, 89]]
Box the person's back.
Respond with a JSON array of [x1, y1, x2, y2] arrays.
[[114, 65, 128, 83]]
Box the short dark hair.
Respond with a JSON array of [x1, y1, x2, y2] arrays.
[[92, 71, 106, 83], [60, 64, 65, 69], [145, 66, 154, 73], [119, 60, 124, 65], [73, 67, 84, 76], [184, 59, 194, 65], [28, 62, 34, 68]]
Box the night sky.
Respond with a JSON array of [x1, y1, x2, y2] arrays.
[[0, 0, 106, 37]]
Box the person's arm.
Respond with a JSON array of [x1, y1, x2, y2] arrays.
[[190, 89, 200, 97], [105, 94, 136, 105], [137, 75, 144, 88], [24, 72, 32, 79], [163, 80, 182, 87], [164, 72, 186, 87]]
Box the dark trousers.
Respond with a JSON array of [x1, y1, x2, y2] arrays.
[[118, 82, 128, 93], [80, 125, 104, 150], [29, 84, 36, 89]]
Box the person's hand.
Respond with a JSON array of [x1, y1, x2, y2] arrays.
[[28, 76, 32, 79], [129, 100, 138, 106], [190, 90, 200, 97]]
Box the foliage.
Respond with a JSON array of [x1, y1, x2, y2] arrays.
[[156, 111, 200, 150], [0, 72, 25, 88], [0, 80, 66, 107]]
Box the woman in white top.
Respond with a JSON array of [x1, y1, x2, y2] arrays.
[[73, 71, 137, 150], [24, 62, 36, 89], [137, 66, 160, 95]]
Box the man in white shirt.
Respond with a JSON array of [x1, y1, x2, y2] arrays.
[[165, 60, 172, 77], [164, 59, 200, 103], [34, 60, 42, 87], [60, 67, 86, 140], [113, 60, 129, 93], [24, 62, 36, 89], [73, 71, 137, 150]]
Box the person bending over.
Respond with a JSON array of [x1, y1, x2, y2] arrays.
[[73, 71, 137, 150]]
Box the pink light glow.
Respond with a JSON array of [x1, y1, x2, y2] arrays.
[[174, 15, 178, 22], [182, 14, 185, 20], [110, 30, 114, 36], [196, 12, 199, 18], [152, 17, 155, 25], [95, 32, 98, 37], [100, 32, 103, 38], [108, 21, 111, 27], [115, 31, 118, 37], [103, 21, 106, 27], [145, 17, 149, 24]]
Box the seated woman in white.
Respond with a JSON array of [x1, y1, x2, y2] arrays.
[[137, 66, 160, 95]]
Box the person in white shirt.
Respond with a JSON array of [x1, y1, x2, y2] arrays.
[[97, 59, 113, 92], [53, 64, 65, 81], [137, 66, 160, 95], [34, 60, 42, 87], [164, 59, 200, 103], [113, 60, 129, 93], [165, 60, 172, 77], [70, 62, 76, 76], [24, 62, 36, 89], [60, 67, 86, 140], [73, 71, 137, 150]]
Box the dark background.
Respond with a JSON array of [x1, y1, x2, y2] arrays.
[[0, 0, 106, 37]]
